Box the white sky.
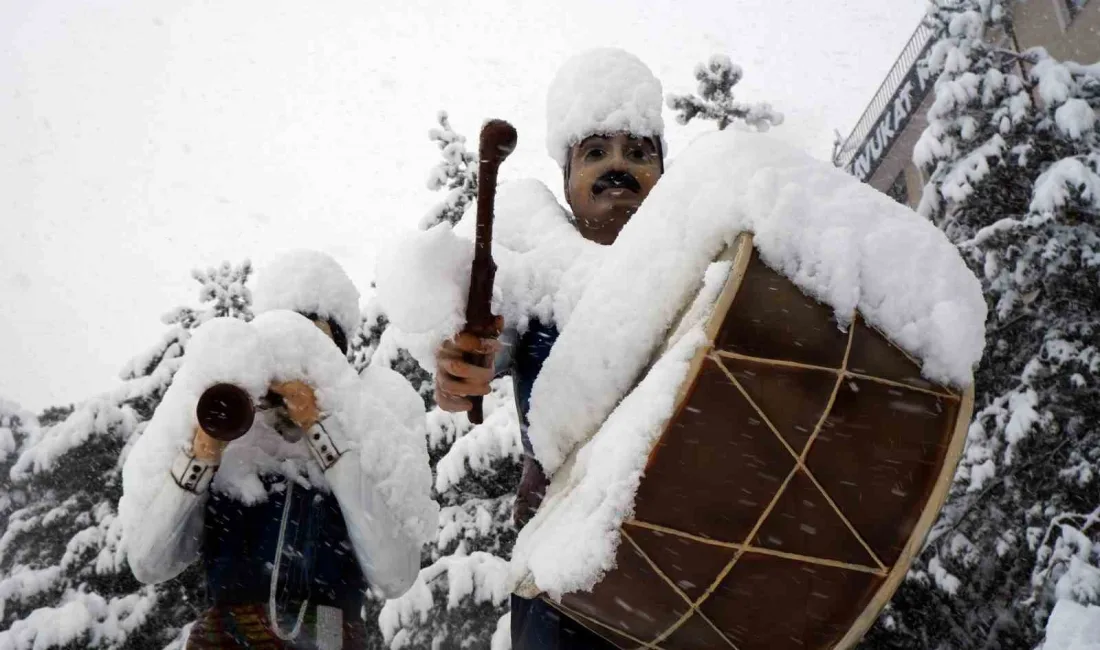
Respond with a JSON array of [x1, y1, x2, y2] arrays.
[[0, 0, 926, 411]]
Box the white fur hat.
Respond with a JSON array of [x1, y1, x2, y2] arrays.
[[252, 250, 361, 340], [545, 48, 666, 168]]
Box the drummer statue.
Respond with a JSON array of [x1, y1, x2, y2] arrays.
[[434, 48, 665, 650]]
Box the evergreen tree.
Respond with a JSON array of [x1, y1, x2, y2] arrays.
[[0, 400, 37, 542], [666, 54, 784, 131], [351, 302, 520, 650], [350, 298, 434, 410], [420, 111, 479, 231], [354, 111, 522, 649], [0, 262, 252, 649], [377, 381, 521, 650], [862, 2, 1100, 648]]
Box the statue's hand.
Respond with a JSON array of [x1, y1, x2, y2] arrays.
[[269, 380, 321, 430]]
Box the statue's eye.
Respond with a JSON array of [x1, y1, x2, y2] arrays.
[[584, 148, 605, 161]]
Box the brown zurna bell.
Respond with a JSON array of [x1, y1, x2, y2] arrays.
[[545, 235, 972, 650]]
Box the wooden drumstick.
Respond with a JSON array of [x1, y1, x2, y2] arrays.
[[465, 119, 518, 424]]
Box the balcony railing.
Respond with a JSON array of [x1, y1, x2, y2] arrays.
[[832, 21, 941, 178]]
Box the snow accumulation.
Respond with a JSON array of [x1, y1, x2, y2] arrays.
[[528, 129, 986, 476], [0, 400, 37, 468], [9, 397, 139, 482], [433, 378, 522, 494], [375, 177, 602, 373], [1031, 157, 1100, 216], [378, 128, 985, 597], [1043, 599, 1100, 650], [120, 310, 437, 547], [517, 129, 984, 597], [545, 48, 666, 168], [378, 547, 511, 647], [0, 586, 157, 650], [252, 249, 362, 340]]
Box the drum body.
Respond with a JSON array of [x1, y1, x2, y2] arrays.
[[545, 234, 973, 650]]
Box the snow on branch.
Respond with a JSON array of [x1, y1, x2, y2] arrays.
[[433, 379, 521, 494], [8, 399, 138, 482], [0, 586, 158, 649], [420, 111, 478, 230], [378, 547, 510, 647], [666, 54, 783, 131], [161, 260, 253, 331]]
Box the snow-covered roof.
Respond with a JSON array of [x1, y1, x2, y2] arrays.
[[545, 48, 666, 168], [252, 249, 361, 339]]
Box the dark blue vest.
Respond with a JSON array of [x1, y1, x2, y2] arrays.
[[202, 476, 367, 617], [510, 321, 560, 456]]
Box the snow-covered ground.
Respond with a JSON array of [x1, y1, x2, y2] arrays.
[[0, 0, 925, 410]]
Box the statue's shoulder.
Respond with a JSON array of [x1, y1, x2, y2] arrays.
[[495, 178, 575, 254]]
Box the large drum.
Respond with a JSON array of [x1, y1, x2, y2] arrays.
[[537, 233, 973, 650]]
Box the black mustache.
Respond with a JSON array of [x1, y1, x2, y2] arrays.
[[592, 171, 641, 195]]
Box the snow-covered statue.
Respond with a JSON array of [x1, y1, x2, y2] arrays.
[[119, 250, 437, 649], [377, 48, 988, 650]]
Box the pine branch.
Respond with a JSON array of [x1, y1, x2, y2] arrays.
[[420, 111, 479, 230], [666, 54, 783, 131]]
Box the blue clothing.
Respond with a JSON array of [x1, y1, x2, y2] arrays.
[[509, 321, 560, 456], [203, 476, 367, 619], [503, 321, 617, 650], [511, 595, 617, 650]]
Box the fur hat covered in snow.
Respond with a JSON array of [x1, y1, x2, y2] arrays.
[[545, 48, 666, 169], [252, 250, 360, 351]]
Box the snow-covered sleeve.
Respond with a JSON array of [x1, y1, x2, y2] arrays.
[[319, 445, 421, 597], [123, 451, 213, 584], [118, 317, 271, 586], [252, 311, 439, 598]]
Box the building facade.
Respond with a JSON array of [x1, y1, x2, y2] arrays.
[[832, 0, 1099, 208]]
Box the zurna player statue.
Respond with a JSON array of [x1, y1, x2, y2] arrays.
[[119, 250, 437, 649], [433, 48, 666, 650]]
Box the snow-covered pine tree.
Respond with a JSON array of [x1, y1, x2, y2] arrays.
[[377, 379, 521, 650], [666, 54, 784, 131], [350, 297, 435, 410], [0, 400, 38, 539], [862, 2, 1100, 648], [351, 298, 520, 650], [349, 296, 521, 650], [419, 111, 479, 231], [0, 261, 252, 649], [352, 110, 522, 649]]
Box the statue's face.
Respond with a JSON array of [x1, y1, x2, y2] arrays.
[[312, 318, 334, 341], [564, 133, 662, 245]]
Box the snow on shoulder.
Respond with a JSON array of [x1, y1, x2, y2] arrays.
[[374, 177, 601, 370], [511, 128, 986, 598]]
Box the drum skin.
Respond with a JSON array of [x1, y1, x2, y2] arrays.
[[544, 234, 974, 650]]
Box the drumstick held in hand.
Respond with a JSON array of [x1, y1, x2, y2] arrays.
[[465, 119, 518, 424]]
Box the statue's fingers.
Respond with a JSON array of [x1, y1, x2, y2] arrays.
[[435, 387, 471, 412], [437, 357, 494, 384], [438, 372, 492, 397], [452, 332, 501, 357]]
